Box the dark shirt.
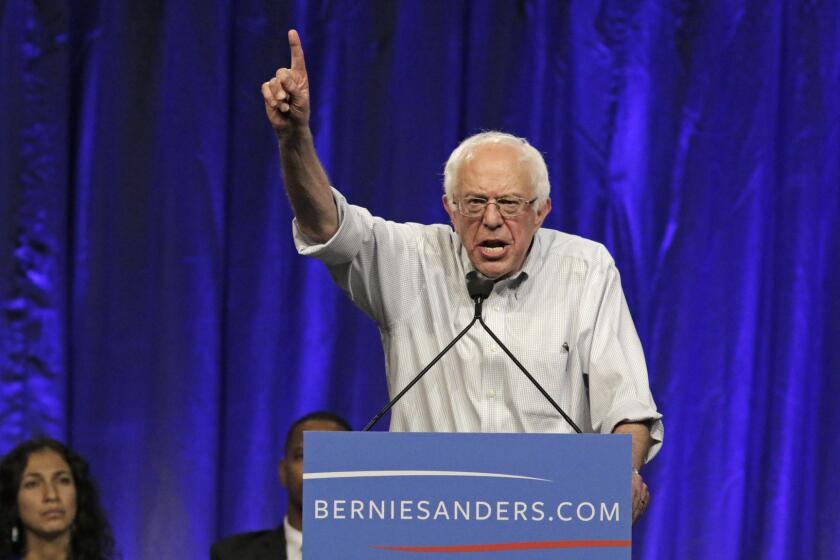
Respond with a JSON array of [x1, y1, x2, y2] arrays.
[[210, 526, 286, 560]]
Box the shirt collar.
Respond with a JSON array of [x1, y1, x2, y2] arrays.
[[284, 515, 302, 549], [517, 230, 542, 279]]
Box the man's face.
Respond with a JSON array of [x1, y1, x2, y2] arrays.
[[443, 144, 551, 280], [279, 419, 348, 512]]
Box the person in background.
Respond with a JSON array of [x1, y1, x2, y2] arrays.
[[211, 411, 352, 560], [0, 437, 116, 560]]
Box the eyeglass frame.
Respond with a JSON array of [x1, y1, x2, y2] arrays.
[[453, 194, 540, 219]]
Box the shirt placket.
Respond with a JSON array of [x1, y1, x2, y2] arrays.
[[481, 288, 508, 432]]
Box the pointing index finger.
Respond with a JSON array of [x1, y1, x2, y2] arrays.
[[288, 29, 307, 75]]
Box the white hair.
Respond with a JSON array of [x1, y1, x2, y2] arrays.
[[443, 131, 551, 211]]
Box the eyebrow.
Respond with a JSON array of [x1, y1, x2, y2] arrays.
[[22, 470, 72, 479], [464, 194, 526, 201]]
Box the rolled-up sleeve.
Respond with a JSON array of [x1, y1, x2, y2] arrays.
[[293, 188, 371, 266], [586, 255, 663, 462], [292, 187, 428, 328]]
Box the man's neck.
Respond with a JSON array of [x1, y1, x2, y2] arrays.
[[287, 505, 302, 531]]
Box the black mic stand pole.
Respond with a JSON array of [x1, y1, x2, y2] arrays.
[[476, 318, 582, 433], [363, 294, 487, 432]]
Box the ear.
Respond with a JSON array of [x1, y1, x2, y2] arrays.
[[534, 197, 552, 228], [443, 194, 457, 226], [278, 459, 288, 488]]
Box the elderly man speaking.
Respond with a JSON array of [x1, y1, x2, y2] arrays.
[[262, 30, 663, 523]]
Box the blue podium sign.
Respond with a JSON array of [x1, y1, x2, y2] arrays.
[[304, 432, 631, 559]]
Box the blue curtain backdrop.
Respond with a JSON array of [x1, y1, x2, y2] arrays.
[[2, 1, 839, 558]]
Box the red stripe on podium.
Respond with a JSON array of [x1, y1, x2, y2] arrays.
[[370, 540, 632, 552]]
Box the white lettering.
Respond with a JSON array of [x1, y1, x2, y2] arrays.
[[400, 500, 413, 520], [557, 501, 573, 521], [312, 499, 621, 523], [577, 502, 595, 522], [333, 500, 346, 519], [433, 500, 450, 520], [416, 500, 430, 520], [369, 500, 385, 520], [350, 500, 364, 519], [314, 500, 328, 519], [476, 501, 491, 521], [453, 501, 469, 520], [601, 502, 620, 522]]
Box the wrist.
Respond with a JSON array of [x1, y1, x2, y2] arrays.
[[277, 125, 313, 149]]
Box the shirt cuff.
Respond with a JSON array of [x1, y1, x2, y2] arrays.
[[602, 399, 664, 463], [292, 187, 367, 266]]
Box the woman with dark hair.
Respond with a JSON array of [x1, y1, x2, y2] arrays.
[[0, 438, 116, 560]]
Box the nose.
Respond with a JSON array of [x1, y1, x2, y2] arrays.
[[43, 482, 59, 502], [481, 202, 504, 228]]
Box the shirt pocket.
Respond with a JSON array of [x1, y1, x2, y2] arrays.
[[511, 342, 570, 420]]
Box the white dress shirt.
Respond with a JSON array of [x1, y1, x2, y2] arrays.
[[295, 189, 663, 460]]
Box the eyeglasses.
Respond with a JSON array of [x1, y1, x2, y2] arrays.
[[455, 195, 537, 218]]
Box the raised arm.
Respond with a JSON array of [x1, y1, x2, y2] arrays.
[[262, 29, 338, 242]]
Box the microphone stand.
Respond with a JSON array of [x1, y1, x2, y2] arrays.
[[363, 295, 484, 432], [364, 272, 581, 434], [475, 317, 582, 433]]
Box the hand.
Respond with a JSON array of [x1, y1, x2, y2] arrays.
[[262, 29, 311, 138], [631, 469, 650, 524]]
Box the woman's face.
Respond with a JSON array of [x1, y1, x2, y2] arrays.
[[17, 449, 78, 540]]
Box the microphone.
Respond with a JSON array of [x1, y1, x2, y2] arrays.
[[466, 270, 493, 300], [465, 271, 493, 317], [364, 271, 581, 434]]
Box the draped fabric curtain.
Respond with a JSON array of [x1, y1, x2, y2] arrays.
[[1, 1, 838, 558]]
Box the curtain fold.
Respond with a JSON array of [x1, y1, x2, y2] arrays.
[[0, 0, 70, 449], [1, 1, 838, 558]]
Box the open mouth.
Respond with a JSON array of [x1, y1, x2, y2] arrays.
[[478, 240, 508, 257]]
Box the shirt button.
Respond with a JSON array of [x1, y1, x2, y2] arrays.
[[493, 305, 501, 312], [489, 345, 497, 353], [487, 389, 496, 399]]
